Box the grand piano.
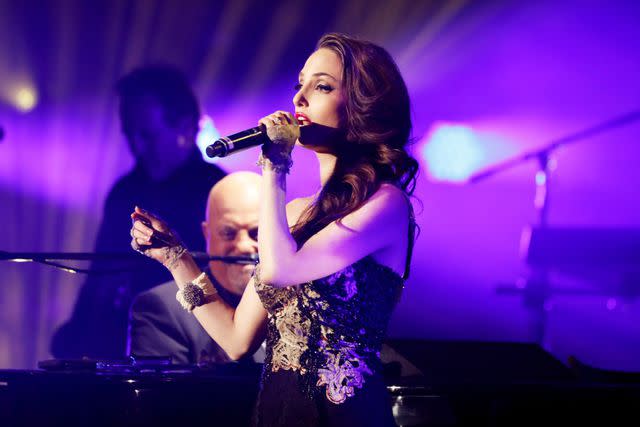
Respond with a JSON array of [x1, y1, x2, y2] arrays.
[[1, 339, 638, 426]]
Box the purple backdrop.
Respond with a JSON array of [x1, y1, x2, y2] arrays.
[[0, 0, 639, 370]]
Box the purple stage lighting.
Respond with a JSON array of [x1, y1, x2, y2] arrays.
[[196, 115, 221, 163], [420, 122, 485, 182]]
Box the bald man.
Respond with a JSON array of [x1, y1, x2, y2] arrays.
[[127, 172, 263, 364]]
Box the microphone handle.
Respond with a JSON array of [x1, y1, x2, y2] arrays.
[[206, 125, 268, 158]]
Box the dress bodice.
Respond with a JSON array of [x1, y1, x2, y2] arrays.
[[254, 256, 404, 404]]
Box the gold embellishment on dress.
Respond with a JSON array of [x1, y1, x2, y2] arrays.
[[305, 288, 321, 299], [252, 265, 311, 373], [253, 259, 403, 406], [271, 299, 311, 373], [316, 340, 373, 404], [303, 284, 328, 311]]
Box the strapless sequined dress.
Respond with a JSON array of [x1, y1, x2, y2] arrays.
[[253, 256, 404, 427]]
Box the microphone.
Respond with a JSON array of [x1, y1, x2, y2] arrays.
[[190, 252, 259, 265], [206, 125, 269, 158]]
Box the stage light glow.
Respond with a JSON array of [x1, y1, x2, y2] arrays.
[[535, 170, 547, 186], [196, 115, 221, 163], [420, 122, 485, 182], [14, 86, 38, 112]]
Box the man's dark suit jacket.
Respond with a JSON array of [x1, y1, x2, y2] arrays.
[[128, 279, 264, 365]]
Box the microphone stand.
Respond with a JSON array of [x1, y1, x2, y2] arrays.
[[0, 251, 258, 274], [468, 110, 640, 344], [468, 110, 640, 185]]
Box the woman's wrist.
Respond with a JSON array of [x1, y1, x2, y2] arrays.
[[257, 152, 292, 174], [166, 252, 202, 283], [162, 245, 188, 271]]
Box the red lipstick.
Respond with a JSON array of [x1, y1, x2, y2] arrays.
[[295, 112, 312, 125]]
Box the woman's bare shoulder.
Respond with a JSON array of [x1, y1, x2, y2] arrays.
[[376, 182, 409, 203], [337, 183, 409, 232], [362, 183, 409, 217]]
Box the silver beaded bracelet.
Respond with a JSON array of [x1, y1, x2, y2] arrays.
[[176, 272, 218, 312]]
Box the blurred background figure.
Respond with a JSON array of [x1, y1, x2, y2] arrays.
[[51, 66, 226, 359], [127, 172, 263, 364]]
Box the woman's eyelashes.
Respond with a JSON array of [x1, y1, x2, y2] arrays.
[[316, 83, 333, 93], [294, 81, 334, 93]]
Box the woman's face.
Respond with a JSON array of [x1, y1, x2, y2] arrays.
[[293, 48, 345, 144]]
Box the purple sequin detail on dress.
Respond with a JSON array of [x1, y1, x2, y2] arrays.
[[326, 264, 358, 301], [316, 340, 373, 404]]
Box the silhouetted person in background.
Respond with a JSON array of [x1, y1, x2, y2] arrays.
[[52, 65, 226, 359]]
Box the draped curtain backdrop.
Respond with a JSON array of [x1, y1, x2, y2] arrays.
[[1, 0, 639, 369]]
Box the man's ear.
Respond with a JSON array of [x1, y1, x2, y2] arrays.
[[201, 221, 208, 242]]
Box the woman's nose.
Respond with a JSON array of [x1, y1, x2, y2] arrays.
[[293, 87, 308, 108]]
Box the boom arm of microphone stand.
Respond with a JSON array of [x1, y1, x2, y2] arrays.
[[468, 110, 640, 184], [0, 251, 258, 267], [468, 150, 542, 183], [0, 251, 142, 262], [0, 251, 147, 274]]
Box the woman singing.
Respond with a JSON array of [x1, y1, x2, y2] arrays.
[[130, 33, 418, 426]]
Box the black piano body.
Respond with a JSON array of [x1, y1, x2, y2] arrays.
[[1, 341, 639, 426]]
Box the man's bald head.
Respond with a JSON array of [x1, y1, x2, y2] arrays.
[[205, 171, 262, 223], [202, 171, 261, 296]]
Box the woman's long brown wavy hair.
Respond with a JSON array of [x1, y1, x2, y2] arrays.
[[291, 33, 419, 247]]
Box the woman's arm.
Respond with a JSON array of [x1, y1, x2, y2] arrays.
[[130, 208, 267, 360], [257, 181, 410, 287], [170, 255, 267, 360], [255, 111, 411, 288]]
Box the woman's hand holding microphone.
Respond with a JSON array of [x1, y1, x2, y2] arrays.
[[257, 111, 301, 174]]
